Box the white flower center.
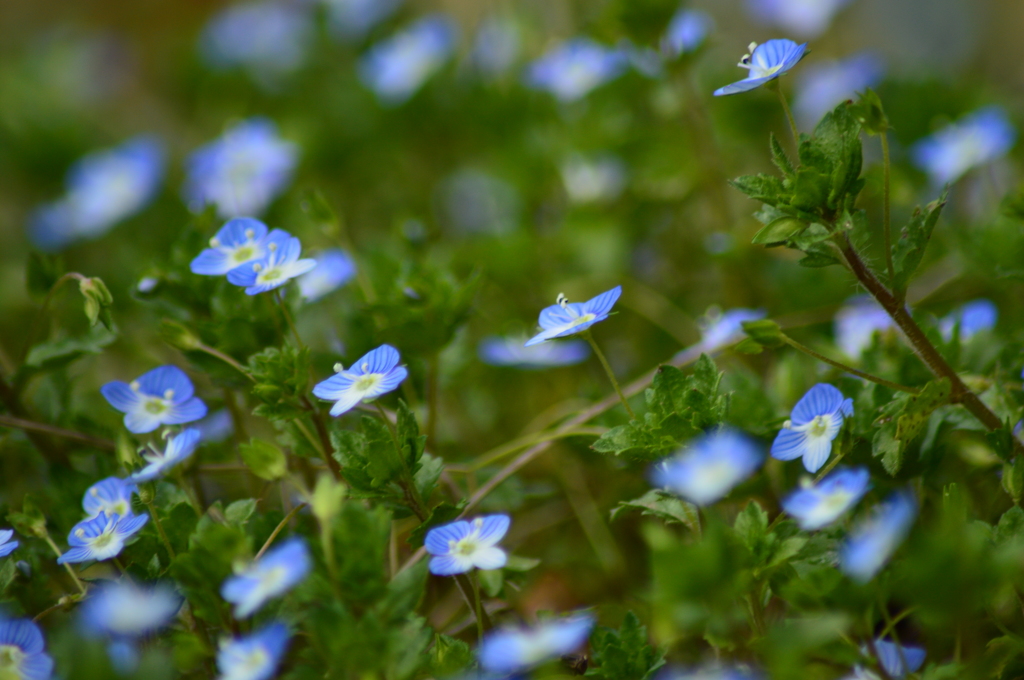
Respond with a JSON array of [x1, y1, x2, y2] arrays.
[[570, 313, 596, 327], [256, 266, 284, 284], [355, 374, 381, 392], [144, 397, 170, 415], [821, 490, 854, 513], [0, 644, 25, 675]]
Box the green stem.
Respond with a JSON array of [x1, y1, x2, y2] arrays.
[[780, 335, 919, 394], [19, 272, 88, 366], [275, 293, 304, 349], [470, 572, 485, 642], [174, 469, 205, 519], [747, 584, 767, 637], [771, 80, 799, 143], [43, 534, 87, 596], [583, 331, 636, 419], [880, 131, 895, 288], [375, 403, 427, 517], [145, 499, 176, 560], [0, 414, 114, 451], [256, 503, 307, 560], [196, 342, 255, 381]]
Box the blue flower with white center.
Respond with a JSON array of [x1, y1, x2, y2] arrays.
[[83, 477, 137, 519], [524, 286, 622, 347], [713, 39, 807, 96], [912, 106, 1016, 186], [298, 249, 356, 302], [200, 1, 314, 80], [221, 538, 310, 618], [771, 383, 853, 473], [358, 15, 457, 105], [101, 366, 208, 434], [839, 490, 916, 583], [0, 618, 54, 680], [478, 614, 594, 674], [312, 344, 409, 417], [661, 9, 714, 58], [216, 623, 290, 680], [525, 38, 628, 103], [424, 515, 510, 576], [226, 233, 317, 295], [781, 467, 870, 530], [794, 52, 884, 128], [746, 0, 851, 39], [128, 429, 202, 483], [324, 0, 402, 41], [0, 530, 18, 559], [698, 307, 766, 349], [80, 581, 182, 639], [652, 428, 763, 506], [190, 218, 292, 277], [478, 336, 590, 369], [471, 17, 521, 77], [834, 297, 894, 357], [57, 512, 149, 565], [939, 298, 997, 342], [184, 118, 298, 218]]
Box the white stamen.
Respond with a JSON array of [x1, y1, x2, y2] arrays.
[[130, 381, 140, 391], [268, 242, 278, 252], [245, 229, 255, 239], [361, 362, 369, 372], [333, 363, 344, 373], [473, 517, 483, 529], [163, 389, 175, 400], [748, 41, 758, 53], [210, 238, 221, 248], [557, 293, 568, 309], [90, 488, 99, 496], [253, 263, 263, 272], [783, 419, 792, 429], [75, 529, 85, 538]]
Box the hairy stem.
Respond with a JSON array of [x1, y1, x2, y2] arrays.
[[43, 535, 87, 596], [145, 499, 177, 560], [880, 131, 895, 287], [780, 335, 919, 394], [583, 331, 636, 419], [0, 414, 114, 451], [771, 80, 799, 143]]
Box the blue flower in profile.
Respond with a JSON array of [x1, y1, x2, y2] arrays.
[[221, 538, 311, 618], [226, 233, 317, 295], [471, 17, 521, 77], [834, 297, 894, 357], [524, 286, 622, 347], [870, 639, 926, 679], [771, 383, 853, 473], [794, 52, 884, 128], [713, 39, 807, 96], [698, 307, 766, 349], [312, 344, 409, 416], [652, 428, 763, 506], [200, 1, 314, 81], [0, 530, 18, 559], [298, 249, 356, 302], [478, 614, 594, 674], [80, 581, 182, 639], [424, 515, 510, 576], [939, 298, 997, 342], [57, 512, 149, 565], [839, 491, 916, 583], [190, 218, 292, 277], [0, 618, 54, 680], [83, 477, 137, 519], [358, 15, 457, 105], [325, 0, 402, 41], [912, 106, 1016, 186], [525, 38, 629, 103], [101, 366, 208, 434], [478, 335, 590, 369], [184, 118, 298, 218], [129, 429, 203, 483], [216, 623, 290, 680], [781, 467, 870, 530], [661, 9, 714, 58], [745, 0, 851, 39]]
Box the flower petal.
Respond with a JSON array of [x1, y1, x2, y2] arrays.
[[328, 389, 366, 417], [101, 381, 141, 413], [471, 546, 507, 570], [123, 409, 165, 435], [360, 345, 401, 374], [165, 397, 208, 425], [135, 366, 195, 402], [583, 285, 621, 317], [428, 554, 473, 576], [790, 383, 846, 425], [770, 428, 807, 461], [313, 374, 357, 401], [476, 514, 511, 545]]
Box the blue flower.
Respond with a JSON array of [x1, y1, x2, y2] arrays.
[[870, 639, 926, 679], [325, 0, 402, 40], [80, 581, 182, 639], [221, 538, 311, 618], [834, 297, 894, 357], [698, 307, 766, 349], [298, 249, 356, 302], [101, 366, 208, 434], [358, 15, 457, 105], [663, 666, 761, 680], [312, 344, 409, 417], [525, 38, 628, 103], [226, 233, 317, 295], [561, 154, 627, 204], [745, 0, 852, 39], [524, 286, 622, 347], [939, 298, 997, 342], [911, 106, 1016, 186], [184, 118, 298, 218], [652, 428, 763, 506], [781, 467, 870, 530], [424, 515, 510, 576], [128, 429, 203, 483], [771, 383, 853, 473], [839, 491, 917, 583], [216, 623, 290, 680], [713, 39, 807, 96], [794, 52, 884, 128], [478, 336, 590, 369], [0, 529, 18, 559], [200, 1, 314, 80], [478, 614, 594, 674], [57, 512, 149, 565], [661, 9, 714, 58], [190, 218, 292, 277], [83, 477, 138, 519], [195, 409, 236, 443], [471, 17, 521, 77], [0, 618, 54, 680]]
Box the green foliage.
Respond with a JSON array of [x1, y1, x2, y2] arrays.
[[587, 612, 666, 680], [733, 501, 807, 578], [872, 378, 951, 474], [238, 438, 288, 481], [248, 345, 312, 422], [611, 489, 700, 536], [890, 190, 948, 296]]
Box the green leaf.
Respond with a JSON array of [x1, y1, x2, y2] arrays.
[[239, 438, 288, 481], [407, 501, 467, 546], [611, 489, 700, 536], [789, 222, 833, 251], [872, 421, 905, 475], [478, 568, 503, 597], [741, 319, 785, 348], [891, 190, 947, 294], [396, 400, 426, 472], [26, 253, 63, 297], [729, 174, 787, 206], [7, 496, 47, 537], [734, 501, 769, 553], [1002, 457, 1024, 502], [0, 558, 17, 593], [790, 167, 832, 213], [413, 453, 445, 503], [895, 378, 951, 443], [225, 499, 257, 526], [751, 217, 807, 247], [430, 634, 474, 679], [248, 345, 311, 422], [23, 325, 116, 371], [769, 133, 795, 177], [586, 612, 665, 680], [851, 88, 889, 135], [79, 277, 114, 330]]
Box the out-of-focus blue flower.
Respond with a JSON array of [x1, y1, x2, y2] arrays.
[[771, 383, 853, 473], [83, 477, 137, 519], [184, 118, 298, 218], [661, 9, 714, 58], [0, 529, 18, 559], [313, 344, 408, 417], [871, 639, 926, 679], [216, 623, 291, 680], [698, 308, 766, 349], [714, 39, 807, 96], [478, 614, 594, 674], [80, 581, 182, 639], [298, 249, 356, 302], [745, 0, 852, 39], [939, 299, 997, 342], [911, 106, 1016, 186], [29, 136, 164, 251], [195, 409, 235, 443], [438, 169, 521, 236], [424, 515, 510, 576], [0, 618, 54, 680], [57, 512, 149, 565], [652, 428, 763, 506], [129, 429, 203, 483], [106, 639, 140, 675], [840, 491, 916, 583], [525, 38, 629, 103], [324, 0, 402, 40], [190, 218, 291, 277], [358, 15, 457, 105], [471, 17, 520, 77], [561, 155, 627, 204], [525, 286, 622, 347], [662, 666, 762, 680], [794, 52, 884, 128], [781, 467, 870, 530], [101, 366, 208, 434], [478, 335, 590, 369], [221, 537, 311, 618], [200, 1, 314, 80], [226, 233, 317, 295], [834, 297, 894, 357]]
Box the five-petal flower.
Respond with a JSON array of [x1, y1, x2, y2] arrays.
[[358, 15, 457, 105], [424, 515, 510, 576], [713, 39, 808, 96], [226, 233, 317, 295], [478, 335, 590, 369], [100, 366, 208, 434], [128, 428, 203, 483], [525, 38, 628, 103], [312, 344, 409, 417], [525, 286, 622, 347], [911, 106, 1016, 186], [781, 467, 870, 530], [478, 614, 594, 674], [216, 623, 291, 680], [221, 538, 311, 618], [80, 581, 183, 639], [771, 383, 853, 473], [57, 512, 149, 565], [652, 428, 763, 506], [190, 218, 292, 276], [83, 477, 138, 519], [839, 490, 917, 583], [0, 618, 54, 680]]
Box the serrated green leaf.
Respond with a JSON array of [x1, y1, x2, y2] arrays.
[[587, 612, 665, 680], [741, 319, 785, 348], [752, 217, 807, 247], [891, 190, 947, 294], [239, 438, 288, 481], [769, 133, 795, 177], [729, 174, 787, 206], [611, 489, 701, 536], [895, 378, 950, 442]]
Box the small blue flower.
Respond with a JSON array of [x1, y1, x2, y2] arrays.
[[478, 336, 590, 369], [298, 249, 356, 302], [781, 467, 870, 530], [870, 639, 926, 679], [424, 515, 510, 576], [216, 623, 290, 680], [471, 17, 521, 77], [661, 9, 714, 58], [57, 512, 149, 565], [190, 218, 292, 277], [525, 38, 628, 103], [745, 0, 851, 39], [226, 233, 317, 295], [312, 344, 409, 417], [0, 529, 18, 559], [834, 297, 894, 357], [771, 383, 853, 473], [713, 39, 807, 96], [101, 366, 208, 434], [652, 428, 764, 506], [561, 154, 627, 204], [663, 666, 761, 680], [0, 618, 54, 680], [325, 0, 402, 40], [698, 307, 766, 349], [195, 409, 236, 443], [184, 118, 298, 218], [80, 581, 182, 639], [358, 15, 457, 105], [83, 477, 138, 519], [524, 286, 622, 347], [839, 490, 917, 583], [939, 298, 997, 342], [200, 1, 314, 80], [128, 429, 203, 483], [221, 538, 311, 618], [912, 106, 1016, 186], [478, 614, 594, 674], [794, 52, 884, 128]]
